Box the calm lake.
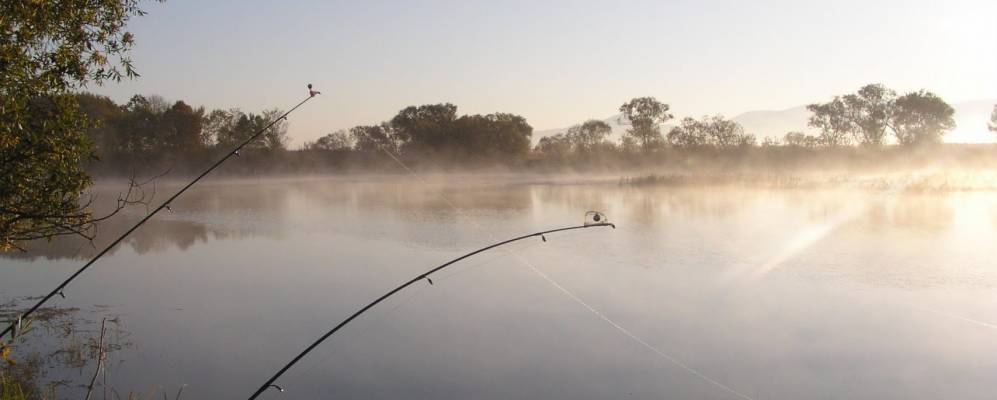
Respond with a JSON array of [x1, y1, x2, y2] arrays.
[[3, 176, 996, 399]]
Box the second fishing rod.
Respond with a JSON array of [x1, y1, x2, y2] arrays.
[[247, 215, 615, 399], [2, 85, 321, 341]]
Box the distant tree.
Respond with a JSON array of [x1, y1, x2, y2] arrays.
[[566, 120, 612, 153], [735, 132, 757, 147], [260, 108, 289, 152], [307, 130, 354, 151], [989, 104, 996, 134], [702, 115, 751, 147], [211, 109, 286, 152], [202, 109, 243, 147], [761, 136, 780, 147], [115, 94, 165, 156], [890, 90, 955, 146], [161, 101, 206, 154], [842, 84, 896, 146], [666, 118, 708, 148], [76, 93, 124, 159], [351, 123, 397, 154], [535, 133, 573, 159], [1, 0, 152, 249], [389, 103, 458, 154], [783, 131, 819, 148], [620, 136, 639, 153], [667, 115, 753, 148], [806, 98, 853, 147], [473, 113, 532, 157], [618, 97, 672, 152]]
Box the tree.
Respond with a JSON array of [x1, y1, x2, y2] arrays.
[[113, 94, 165, 158], [351, 123, 397, 154], [260, 108, 289, 152], [890, 90, 955, 146], [566, 120, 612, 153], [1, 0, 152, 250], [783, 131, 819, 148], [806, 98, 852, 147], [464, 113, 532, 158], [202, 109, 243, 147], [161, 101, 206, 154], [389, 103, 458, 155], [842, 84, 896, 146], [666, 118, 708, 148], [306, 130, 353, 151], [76, 93, 124, 159], [535, 133, 572, 159], [666, 115, 753, 148], [618, 97, 672, 151], [702, 115, 751, 147]]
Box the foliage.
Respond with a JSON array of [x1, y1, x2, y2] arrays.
[[305, 130, 353, 151], [534, 119, 616, 160], [351, 123, 397, 154], [667, 115, 755, 148], [841, 84, 896, 146], [808, 84, 956, 148], [389, 103, 458, 155], [566, 120, 612, 153], [0, 0, 153, 250], [618, 97, 672, 151], [379, 104, 533, 162], [806, 97, 853, 147], [783, 131, 819, 148], [891, 90, 955, 146]]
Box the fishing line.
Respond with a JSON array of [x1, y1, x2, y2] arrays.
[[292, 281, 432, 381], [246, 223, 613, 400], [292, 248, 535, 383], [2, 87, 321, 340], [380, 148, 756, 400]]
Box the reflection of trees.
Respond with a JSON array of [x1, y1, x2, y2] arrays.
[[6, 180, 292, 261], [531, 184, 759, 225], [845, 194, 955, 234]]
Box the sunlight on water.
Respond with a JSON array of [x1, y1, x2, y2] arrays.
[[3, 176, 997, 399]]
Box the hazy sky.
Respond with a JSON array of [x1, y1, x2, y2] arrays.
[[94, 0, 997, 147]]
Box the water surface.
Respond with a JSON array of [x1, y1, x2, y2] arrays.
[[3, 177, 996, 399]]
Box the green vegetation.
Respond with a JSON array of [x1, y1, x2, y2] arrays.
[[1, 0, 154, 251]]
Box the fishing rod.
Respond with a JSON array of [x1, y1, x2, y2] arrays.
[[2, 85, 322, 340], [247, 217, 615, 399]]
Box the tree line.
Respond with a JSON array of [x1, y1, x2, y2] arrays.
[[69, 82, 993, 175], [302, 103, 533, 167], [75, 93, 289, 174]]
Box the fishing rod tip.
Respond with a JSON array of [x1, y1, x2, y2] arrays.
[[308, 83, 321, 97]]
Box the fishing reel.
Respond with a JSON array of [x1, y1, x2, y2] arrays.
[[584, 211, 612, 227]]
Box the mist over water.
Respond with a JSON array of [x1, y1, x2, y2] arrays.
[[3, 176, 997, 399]]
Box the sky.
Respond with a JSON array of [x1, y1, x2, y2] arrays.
[[94, 0, 997, 147]]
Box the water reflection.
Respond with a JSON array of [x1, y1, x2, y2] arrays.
[[2, 177, 996, 399]]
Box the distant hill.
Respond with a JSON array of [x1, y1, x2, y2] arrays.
[[534, 99, 996, 145]]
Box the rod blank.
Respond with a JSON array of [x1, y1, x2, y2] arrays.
[[2, 91, 318, 341], [247, 222, 615, 400]]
